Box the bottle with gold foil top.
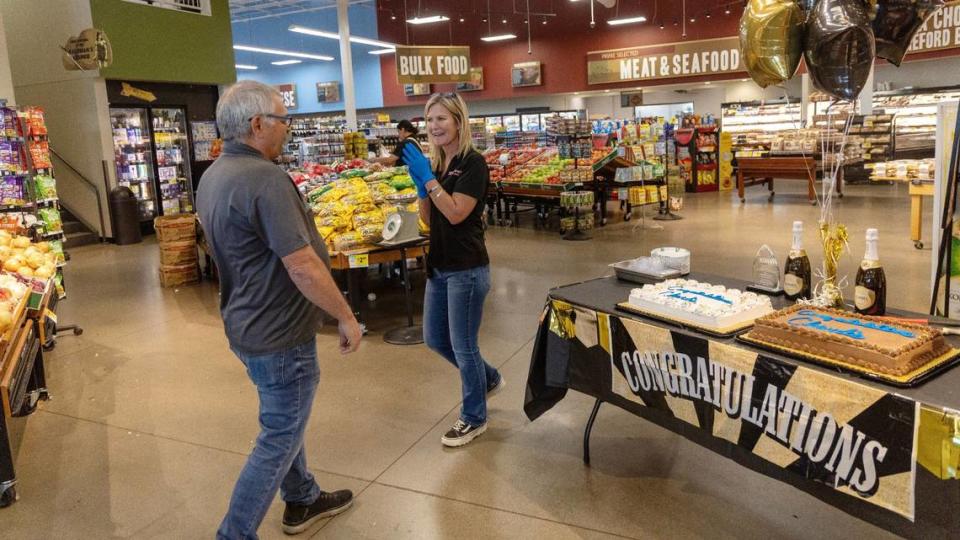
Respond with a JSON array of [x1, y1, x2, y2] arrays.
[[855, 228, 886, 316], [784, 221, 812, 301]]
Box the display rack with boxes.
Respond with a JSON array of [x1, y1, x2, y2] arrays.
[[721, 100, 802, 159]]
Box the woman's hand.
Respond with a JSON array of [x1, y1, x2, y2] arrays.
[[402, 145, 434, 199]]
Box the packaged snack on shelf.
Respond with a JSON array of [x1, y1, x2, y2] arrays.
[[0, 108, 19, 139], [34, 174, 58, 200], [341, 192, 374, 208], [0, 141, 25, 175], [29, 140, 52, 169], [48, 240, 65, 264], [0, 212, 23, 233], [54, 271, 65, 299], [0, 176, 26, 206], [24, 107, 47, 137], [37, 207, 62, 233]]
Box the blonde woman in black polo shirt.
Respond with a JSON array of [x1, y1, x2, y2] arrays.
[[402, 93, 503, 447]]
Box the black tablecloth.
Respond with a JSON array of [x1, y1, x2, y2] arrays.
[[524, 274, 960, 538]]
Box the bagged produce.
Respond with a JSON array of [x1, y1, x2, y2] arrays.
[[357, 224, 383, 244], [38, 207, 62, 234], [332, 231, 365, 252], [352, 210, 384, 230]]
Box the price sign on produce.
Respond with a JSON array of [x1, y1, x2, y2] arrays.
[[395, 46, 471, 84], [587, 37, 743, 85], [348, 254, 369, 268]]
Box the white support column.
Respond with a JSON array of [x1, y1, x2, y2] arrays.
[[337, 0, 357, 130], [859, 65, 875, 115], [801, 73, 811, 127]]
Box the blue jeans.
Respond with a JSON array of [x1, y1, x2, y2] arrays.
[[217, 338, 322, 540], [424, 265, 500, 426]]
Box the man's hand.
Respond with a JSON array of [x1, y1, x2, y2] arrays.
[[338, 317, 363, 354]]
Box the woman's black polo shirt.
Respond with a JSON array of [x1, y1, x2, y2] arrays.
[[427, 149, 490, 272]]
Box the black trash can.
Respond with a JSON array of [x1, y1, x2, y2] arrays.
[[109, 186, 142, 245]]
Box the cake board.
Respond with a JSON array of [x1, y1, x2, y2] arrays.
[[736, 332, 960, 387], [616, 302, 758, 339]]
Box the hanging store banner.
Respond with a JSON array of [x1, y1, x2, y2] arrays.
[[587, 37, 743, 85], [61, 28, 112, 71], [395, 46, 471, 84], [275, 83, 297, 110], [906, 1, 960, 56], [601, 311, 918, 520]]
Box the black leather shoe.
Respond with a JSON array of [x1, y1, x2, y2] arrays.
[[282, 489, 354, 535]]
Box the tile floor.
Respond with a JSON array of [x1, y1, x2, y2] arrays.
[[2, 182, 935, 538]]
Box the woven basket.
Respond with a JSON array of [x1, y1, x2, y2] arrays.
[[159, 263, 199, 288], [155, 214, 196, 244], [159, 240, 198, 267]]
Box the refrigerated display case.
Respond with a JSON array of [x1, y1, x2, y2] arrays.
[[521, 114, 542, 132], [503, 115, 521, 132], [111, 108, 157, 221], [152, 108, 193, 215], [110, 106, 195, 223]]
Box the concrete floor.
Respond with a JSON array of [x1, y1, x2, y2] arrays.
[[2, 181, 934, 539]]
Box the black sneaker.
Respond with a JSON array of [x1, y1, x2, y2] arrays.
[[282, 489, 354, 535], [441, 419, 487, 447], [487, 376, 506, 397]]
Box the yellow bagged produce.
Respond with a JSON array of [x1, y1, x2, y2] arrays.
[[318, 186, 349, 203], [353, 210, 384, 230], [357, 224, 383, 244], [333, 231, 365, 252]]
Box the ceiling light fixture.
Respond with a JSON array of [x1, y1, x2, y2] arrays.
[[289, 25, 395, 48], [406, 15, 450, 25], [369, 48, 397, 55], [481, 34, 517, 42], [608, 16, 647, 26], [271, 59, 302, 66], [233, 45, 333, 61], [725, 8, 731, 15], [705, 11, 711, 19], [235, 64, 258, 70], [460, 17, 465, 22], [502, 18, 507, 23], [391, 15, 396, 20]]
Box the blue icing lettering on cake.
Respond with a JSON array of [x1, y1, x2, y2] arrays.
[[661, 287, 734, 305], [786, 309, 916, 340]]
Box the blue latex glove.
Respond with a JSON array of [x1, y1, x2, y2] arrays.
[[402, 144, 434, 199]]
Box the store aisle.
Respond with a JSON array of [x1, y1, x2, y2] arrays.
[[3, 184, 923, 539]]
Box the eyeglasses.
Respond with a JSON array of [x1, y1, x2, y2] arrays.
[[249, 113, 293, 127]]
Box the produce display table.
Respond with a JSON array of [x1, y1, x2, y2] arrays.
[[0, 290, 50, 507], [737, 156, 842, 204], [329, 239, 429, 330], [525, 274, 960, 537]]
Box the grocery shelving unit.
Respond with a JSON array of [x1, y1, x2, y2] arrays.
[[721, 99, 802, 159]]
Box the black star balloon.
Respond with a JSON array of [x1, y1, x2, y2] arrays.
[[740, 0, 806, 87], [874, 0, 944, 66], [804, 0, 876, 101]]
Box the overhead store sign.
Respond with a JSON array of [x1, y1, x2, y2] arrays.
[[588, 37, 742, 85], [395, 46, 471, 84], [275, 83, 297, 110], [119, 82, 156, 103], [61, 28, 112, 71], [906, 1, 960, 55]]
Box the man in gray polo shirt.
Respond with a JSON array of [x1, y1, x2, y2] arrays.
[[197, 80, 362, 539]]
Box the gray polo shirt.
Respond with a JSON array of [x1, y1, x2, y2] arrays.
[[196, 141, 331, 355]]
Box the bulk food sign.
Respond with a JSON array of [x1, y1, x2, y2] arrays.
[[588, 37, 742, 85], [395, 46, 471, 84]]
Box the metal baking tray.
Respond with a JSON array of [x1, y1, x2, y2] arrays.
[[610, 258, 683, 283]]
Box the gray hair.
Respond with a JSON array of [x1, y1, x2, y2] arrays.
[[216, 80, 280, 142]]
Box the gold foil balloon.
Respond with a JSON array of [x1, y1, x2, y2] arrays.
[[874, 0, 945, 66], [804, 0, 876, 101], [740, 0, 805, 87]]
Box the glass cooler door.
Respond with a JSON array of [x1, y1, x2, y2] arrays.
[[110, 107, 157, 222], [150, 107, 194, 215]]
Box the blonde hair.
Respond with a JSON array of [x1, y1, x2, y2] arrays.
[[423, 92, 474, 175]]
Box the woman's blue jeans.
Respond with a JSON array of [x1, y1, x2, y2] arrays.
[[423, 265, 500, 426]]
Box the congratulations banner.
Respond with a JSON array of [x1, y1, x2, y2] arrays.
[[601, 313, 918, 520]]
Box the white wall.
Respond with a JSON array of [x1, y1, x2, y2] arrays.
[[873, 56, 960, 90], [0, 9, 15, 104], [1, 0, 113, 237]]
